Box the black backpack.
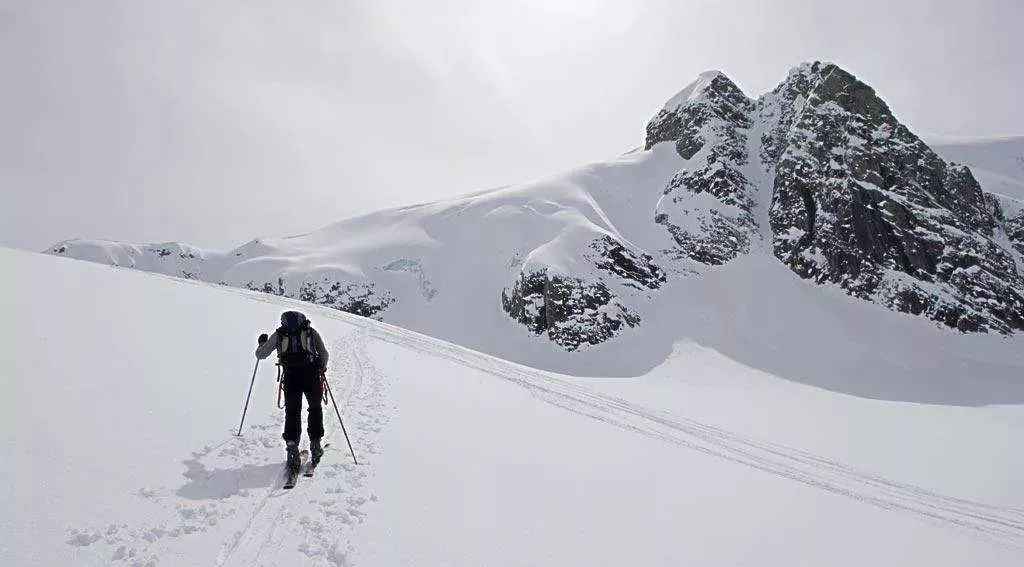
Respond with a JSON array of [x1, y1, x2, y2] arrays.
[[277, 311, 317, 368]]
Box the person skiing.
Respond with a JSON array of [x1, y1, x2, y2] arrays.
[[256, 310, 329, 473]]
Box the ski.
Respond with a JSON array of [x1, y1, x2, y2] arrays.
[[283, 449, 309, 489], [303, 443, 330, 477]]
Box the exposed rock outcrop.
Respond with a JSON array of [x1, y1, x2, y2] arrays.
[[500, 235, 663, 350], [647, 72, 759, 265], [644, 62, 1024, 334], [501, 270, 641, 351], [764, 63, 1024, 333]]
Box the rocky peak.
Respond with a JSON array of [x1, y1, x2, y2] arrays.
[[766, 62, 1024, 333], [645, 70, 753, 158], [644, 70, 760, 266], [806, 62, 893, 118], [641, 61, 1023, 334]]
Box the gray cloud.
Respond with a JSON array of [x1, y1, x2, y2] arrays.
[[2, 0, 1021, 251]]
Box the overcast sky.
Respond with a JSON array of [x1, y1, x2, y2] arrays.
[[2, 0, 1022, 251]]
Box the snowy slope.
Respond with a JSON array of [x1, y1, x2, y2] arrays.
[[47, 145, 687, 373], [4, 248, 1024, 566]]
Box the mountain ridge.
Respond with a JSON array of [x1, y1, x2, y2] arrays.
[[48, 61, 1024, 359]]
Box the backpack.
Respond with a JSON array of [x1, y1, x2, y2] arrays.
[[277, 311, 317, 368]]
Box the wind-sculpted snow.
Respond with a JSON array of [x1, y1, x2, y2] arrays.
[[48, 61, 1024, 353], [48, 151, 682, 353]]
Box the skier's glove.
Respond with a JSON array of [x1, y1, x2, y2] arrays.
[[258, 333, 269, 345]]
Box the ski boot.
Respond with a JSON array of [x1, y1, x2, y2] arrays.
[[310, 437, 324, 465], [286, 441, 301, 473]]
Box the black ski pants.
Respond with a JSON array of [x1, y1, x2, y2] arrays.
[[282, 365, 324, 443]]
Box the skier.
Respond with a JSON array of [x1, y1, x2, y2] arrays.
[[256, 310, 330, 473]]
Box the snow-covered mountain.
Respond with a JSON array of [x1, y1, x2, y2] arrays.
[[6, 247, 1024, 565], [48, 62, 1024, 366], [645, 62, 1022, 333]]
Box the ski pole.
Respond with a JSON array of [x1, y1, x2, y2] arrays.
[[322, 374, 358, 464], [236, 359, 261, 436], [276, 364, 284, 409]]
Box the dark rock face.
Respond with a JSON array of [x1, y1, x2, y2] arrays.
[[245, 278, 395, 320], [644, 61, 1024, 334], [765, 63, 1024, 333], [500, 235, 661, 350], [647, 73, 759, 265], [501, 270, 640, 351], [646, 72, 754, 158], [588, 235, 666, 289], [1008, 216, 1024, 256]]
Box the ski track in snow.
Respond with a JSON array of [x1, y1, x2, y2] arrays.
[[322, 311, 1024, 552], [65, 327, 391, 567], [61, 277, 1024, 562]]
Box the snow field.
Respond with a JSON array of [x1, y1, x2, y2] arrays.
[[4, 247, 1024, 566]]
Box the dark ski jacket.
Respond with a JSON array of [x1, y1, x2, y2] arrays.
[[256, 325, 329, 371]]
